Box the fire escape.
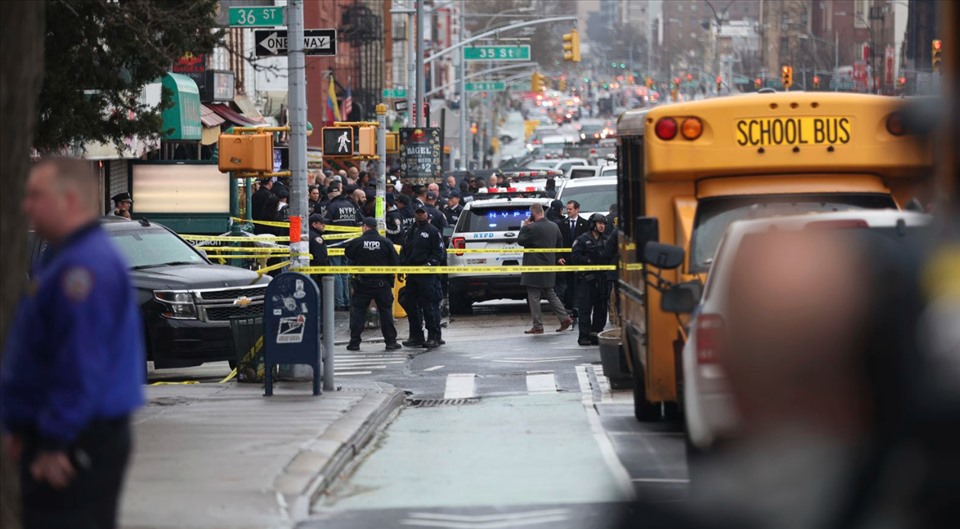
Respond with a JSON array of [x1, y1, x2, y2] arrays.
[[340, 2, 383, 121]]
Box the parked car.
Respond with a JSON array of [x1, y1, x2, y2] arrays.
[[447, 195, 554, 314], [31, 217, 272, 369], [681, 210, 933, 453], [556, 176, 618, 218]]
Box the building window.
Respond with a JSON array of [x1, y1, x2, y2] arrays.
[[855, 0, 868, 27]]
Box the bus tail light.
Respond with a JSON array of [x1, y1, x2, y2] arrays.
[[654, 117, 678, 140], [452, 237, 466, 256], [886, 113, 905, 136], [681, 117, 703, 140], [696, 314, 724, 365]]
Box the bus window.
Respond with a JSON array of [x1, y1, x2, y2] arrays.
[[689, 193, 897, 272]]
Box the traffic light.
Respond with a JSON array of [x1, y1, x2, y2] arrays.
[[781, 65, 793, 90], [754, 77, 762, 90], [646, 77, 654, 88], [716, 76, 722, 92], [218, 132, 273, 173], [932, 39, 942, 72], [562, 29, 581, 62], [357, 126, 376, 156], [812, 75, 821, 89], [531, 72, 545, 92], [898, 76, 907, 87], [558, 78, 567, 91]]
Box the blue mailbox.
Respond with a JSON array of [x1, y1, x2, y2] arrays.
[[262, 272, 322, 396]]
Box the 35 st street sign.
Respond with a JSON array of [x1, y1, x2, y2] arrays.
[[463, 46, 530, 61]]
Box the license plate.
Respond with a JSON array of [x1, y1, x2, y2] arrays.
[[735, 117, 852, 147]]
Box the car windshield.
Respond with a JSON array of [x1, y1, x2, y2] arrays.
[[458, 207, 530, 232], [690, 193, 898, 272], [109, 228, 207, 269], [558, 183, 617, 214]]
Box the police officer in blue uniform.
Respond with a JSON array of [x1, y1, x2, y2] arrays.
[[344, 218, 402, 351], [2, 158, 145, 529], [571, 213, 609, 346], [386, 193, 415, 245], [399, 206, 445, 348]]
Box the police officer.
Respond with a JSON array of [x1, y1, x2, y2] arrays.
[[110, 192, 133, 216], [423, 191, 448, 232], [570, 213, 609, 346], [308, 214, 329, 269], [324, 186, 364, 227], [442, 190, 464, 226], [344, 217, 402, 351], [2, 158, 145, 528], [399, 205, 445, 348], [386, 193, 415, 244]]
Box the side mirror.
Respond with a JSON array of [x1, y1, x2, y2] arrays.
[[633, 216, 659, 262], [643, 242, 685, 269], [661, 281, 702, 313]]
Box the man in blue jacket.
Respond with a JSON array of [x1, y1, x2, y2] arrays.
[[1, 158, 145, 529]]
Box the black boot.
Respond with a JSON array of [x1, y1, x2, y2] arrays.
[[578, 335, 592, 346], [402, 337, 425, 348]]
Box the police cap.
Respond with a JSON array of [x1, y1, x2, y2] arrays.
[[397, 194, 412, 206], [112, 192, 133, 204], [309, 214, 326, 225], [362, 217, 378, 229]]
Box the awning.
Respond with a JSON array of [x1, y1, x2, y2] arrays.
[[233, 94, 265, 122], [201, 125, 220, 146], [208, 103, 263, 127], [201, 104, 225, 127], [161, 73, 202, 141]]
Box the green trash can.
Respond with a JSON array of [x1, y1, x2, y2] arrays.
[[231, 317, 265, 383]]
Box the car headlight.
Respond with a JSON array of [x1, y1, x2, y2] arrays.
[[154, 291, 198, 319]]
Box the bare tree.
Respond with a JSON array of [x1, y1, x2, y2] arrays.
[[0, 2, 45, 526]]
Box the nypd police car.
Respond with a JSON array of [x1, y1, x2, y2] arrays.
[[447, 193, 554, 314]]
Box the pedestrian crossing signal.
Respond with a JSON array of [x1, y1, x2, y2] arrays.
[[322, 127, 354, 157], [218, 132, 274, 173]]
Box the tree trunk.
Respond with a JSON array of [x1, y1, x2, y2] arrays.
[[0, 2, 45, 527]]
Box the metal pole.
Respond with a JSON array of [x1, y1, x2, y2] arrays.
[[322, 276, 335, 391], [415, 0, 425, 127], [459, 0, 467, 170], [287, 0, 308, 268], [407, 8, 415, 125], [376, 103, 387, 232]]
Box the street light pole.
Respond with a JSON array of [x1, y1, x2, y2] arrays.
[[459, 0, 467, 169], [286, 0, 308, 268], [415, 0, 425, 126]]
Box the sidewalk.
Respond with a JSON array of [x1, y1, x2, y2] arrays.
[[120, 379, 404, 529]]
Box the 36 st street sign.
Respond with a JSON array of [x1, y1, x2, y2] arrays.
[[229, 6, 285, 27], [253, 29, 337, 57], [463, 46, 531, 61], [465, 81, 506, 92]]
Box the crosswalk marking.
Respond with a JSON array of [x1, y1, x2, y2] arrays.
[[525, 371, 557, 394], [443, 374, 477, 399], [333, 351, 407, 377], [424, 365, 444, 372]]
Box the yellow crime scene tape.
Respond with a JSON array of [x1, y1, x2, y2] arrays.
[[180, 234, 291, 242], [291, 264, 616, 274], [447, 247, 571, 254], [198, 247, 295, 253], [257, 260, 291, 276], [230, 217, 362, 233]]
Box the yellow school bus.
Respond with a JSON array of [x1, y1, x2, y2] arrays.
[[615, 92, 934, 421]]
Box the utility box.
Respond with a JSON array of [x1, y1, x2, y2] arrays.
[[218, 133, 274, 173]]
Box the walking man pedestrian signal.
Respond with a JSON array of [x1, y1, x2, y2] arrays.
[[322, 127, 354, 157]]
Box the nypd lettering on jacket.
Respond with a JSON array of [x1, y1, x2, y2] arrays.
[[344, 230, 399, 283]]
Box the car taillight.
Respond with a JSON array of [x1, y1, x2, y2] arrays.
[[654, 117, 678, 140], [452, 236, 466, 256], [696, 314, 724, 365]]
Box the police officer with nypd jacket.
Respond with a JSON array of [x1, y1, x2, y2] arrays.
[[570, 213, 609, 346], [343, 217, 402, 351], [399, 205, 445, 348]]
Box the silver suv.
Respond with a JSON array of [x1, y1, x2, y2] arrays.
[[447, 195, 554, 314]]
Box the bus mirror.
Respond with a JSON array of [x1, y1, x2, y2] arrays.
[[634, 216, 659, 261], [661, 281, 702, 313], [643, 242, 685, 269]]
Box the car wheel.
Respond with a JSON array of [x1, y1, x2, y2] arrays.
[[449, 296, 473, 315]]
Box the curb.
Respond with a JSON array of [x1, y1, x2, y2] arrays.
[[274, 383, 405, 521]]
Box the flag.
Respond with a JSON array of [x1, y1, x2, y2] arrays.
[[342, 87, 353, 119], [326, 76, 341, 123]]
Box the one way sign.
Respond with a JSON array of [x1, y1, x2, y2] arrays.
[[254, 29, 337, 57]]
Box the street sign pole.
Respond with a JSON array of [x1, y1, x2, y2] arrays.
[[459, 0, 467, 170], [376, 103, 387, 232], [416, 0, 425, 127], [287, 0, 308, 269]]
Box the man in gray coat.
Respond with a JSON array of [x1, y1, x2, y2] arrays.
[[518, 203, 575, 334]]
